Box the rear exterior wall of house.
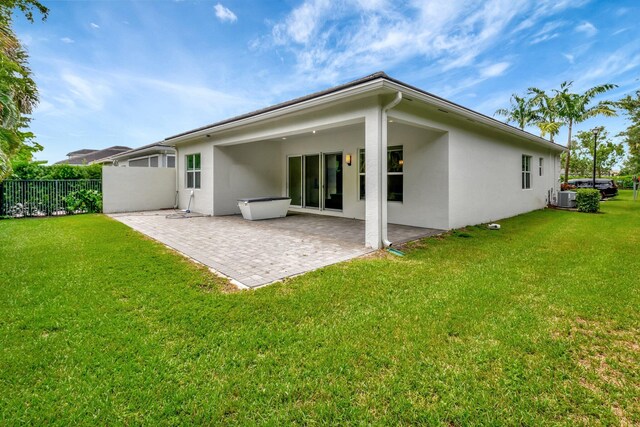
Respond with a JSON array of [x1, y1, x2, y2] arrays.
[[175, 94, 561, 232]]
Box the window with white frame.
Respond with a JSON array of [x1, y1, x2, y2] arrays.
[[186, 153, 201, 189], [167, 155, 176, 168], [522, 155, 532, 189], [539, 157, 544, 176], [358, 146, 403, 201]]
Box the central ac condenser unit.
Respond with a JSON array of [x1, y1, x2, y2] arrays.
[[558, 191, 577, 208]]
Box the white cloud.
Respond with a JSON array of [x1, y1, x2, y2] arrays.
[[90, 22, 100, 29], [61, 73, 112, 110], [532, 20, 565, 36], [480, 62, 510, 78], [530, 32, 559, 45], [572, 41, 640, 89], [612, 28, 629, 36], [575, 21, 597, 37], [214, 3, 237, 23], [436, 62, 511, 99], [615, 7, 629, 17], [528, 20, 564, 44], [563, 53, 575, 64], [60, 37, 74, 44], [273, 0, 332, 44], [262, 0, 586, 85]]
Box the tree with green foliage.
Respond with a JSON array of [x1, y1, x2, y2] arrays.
[[551, 81, 618, 184], [616, 90, 640, 175], [0, 0, 48, 181], [563, 129, 624, 177], [527, 87, 562, 143], [495, 94, 539, 130]]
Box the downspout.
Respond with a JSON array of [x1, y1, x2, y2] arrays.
[[173, 145, 179, 209], [381, 91, 403, 247]]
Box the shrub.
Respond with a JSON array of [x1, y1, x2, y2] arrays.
[[615, 175, 637, 189], [576, 189, 600, 213], [65, 189, 103, 214]]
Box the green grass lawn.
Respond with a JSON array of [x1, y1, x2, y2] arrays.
[[1, 192, 639, 425]]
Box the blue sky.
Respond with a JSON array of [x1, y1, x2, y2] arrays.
[[14, 0, 640, 164]]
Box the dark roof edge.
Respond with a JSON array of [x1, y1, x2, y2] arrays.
[[109, 141, 174, 159], [164, 71, 565, 151], [66, 148, 98, 157], [165, 72, 389, 141]]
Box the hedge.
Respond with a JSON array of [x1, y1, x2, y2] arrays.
[[9, 162, 102, 180]]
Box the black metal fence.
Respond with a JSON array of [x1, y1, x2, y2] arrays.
[[0, 180, 102, 218]]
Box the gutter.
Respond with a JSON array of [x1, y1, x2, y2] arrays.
[[381, 92, 403, 248], [168, 144, 179, 209]]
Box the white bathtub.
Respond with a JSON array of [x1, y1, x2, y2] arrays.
[[238, 197, 291, 220]]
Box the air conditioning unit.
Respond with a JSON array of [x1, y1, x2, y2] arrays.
[[558, 191, 577, 208]]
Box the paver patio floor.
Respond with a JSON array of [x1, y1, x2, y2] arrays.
[[109, 211, 443, 288]]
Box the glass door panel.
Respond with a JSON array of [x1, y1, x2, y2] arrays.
[[288, 156, 302, 206], [304, 154, 320, 208], [324, 153, 343, 210]]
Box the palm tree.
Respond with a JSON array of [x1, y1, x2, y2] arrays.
[[0, 1, 48, 181], [495, 94, 538, 130], [527, 87, 562, 142], [552, 81, 618, 184]]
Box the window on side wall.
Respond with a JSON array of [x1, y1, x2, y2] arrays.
[[358, 146, 403, 201], [186, 153, 201, 189], [129, 157, 149, 167], [522, 155, 532, 189], [539, 157, 544, 176], [167, 155, 176, 168]]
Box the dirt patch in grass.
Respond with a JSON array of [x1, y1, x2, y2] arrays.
[[555, 317, 640, 425]]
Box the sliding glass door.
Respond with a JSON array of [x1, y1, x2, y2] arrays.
[[304, 155, 320, 208], [288, 153, 342, 211], [323, 153, 343, 210], [288, 156, 302, 206]]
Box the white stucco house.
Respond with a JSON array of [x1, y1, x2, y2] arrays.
[[164, 72, 565, 249]]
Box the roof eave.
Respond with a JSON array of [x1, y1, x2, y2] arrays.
[[165, 79, 387, 145]]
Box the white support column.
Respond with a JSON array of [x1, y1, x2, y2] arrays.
[[364, 103, 382, 249]]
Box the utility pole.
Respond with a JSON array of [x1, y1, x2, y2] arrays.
[[591, 127, 603, 189]]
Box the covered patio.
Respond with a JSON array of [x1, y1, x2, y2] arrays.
[[109, 211, 442, 288]]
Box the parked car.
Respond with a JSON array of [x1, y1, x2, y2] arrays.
[[567, 178, 618, 198]]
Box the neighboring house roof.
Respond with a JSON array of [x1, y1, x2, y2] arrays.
[[55, 146, 132, 165], [107, 142, 175, 162], [165, 71, 566, 152], [66, 148, 98, 157]]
